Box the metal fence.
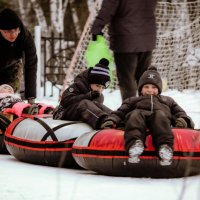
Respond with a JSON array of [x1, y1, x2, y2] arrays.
[[41, 33, 76, 96]]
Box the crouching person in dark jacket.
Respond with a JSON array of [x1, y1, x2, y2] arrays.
[[0, 8, 37, 102], [53, 58, 112, 130], [101, 66, 194, 166]]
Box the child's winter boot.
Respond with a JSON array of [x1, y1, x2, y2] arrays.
[[159, 144, 173, 166], [128, 140, 144, 163]]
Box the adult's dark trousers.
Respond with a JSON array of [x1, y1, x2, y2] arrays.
[[114, 52, 152, 100], [124, 109, 174, 152], [0, 59, 23, 94]]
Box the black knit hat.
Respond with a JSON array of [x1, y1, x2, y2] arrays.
[[0, 8, 21, 30], [138, 66, 162, 94], [88, 58, 110, 88]]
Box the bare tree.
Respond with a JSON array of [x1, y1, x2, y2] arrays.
[[69, 0, 82, 38]]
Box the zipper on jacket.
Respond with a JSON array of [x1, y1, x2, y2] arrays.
[[150, 95, 153, 113]]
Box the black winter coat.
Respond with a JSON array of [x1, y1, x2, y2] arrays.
[[53, 69, 104, 121], [91, 0, 157, 53], [108, 95, 194, 128], [0, 22, 37, 99]]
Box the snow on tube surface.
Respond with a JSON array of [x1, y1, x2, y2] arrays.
[[4, 117, 93, 168], [72, 128, 200, 178]]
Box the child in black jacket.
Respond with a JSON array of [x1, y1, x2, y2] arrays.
[[53, 58, 112, 129], [101, 66, 194, 166]]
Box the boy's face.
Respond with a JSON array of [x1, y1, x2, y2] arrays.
[[141, 84, 158, 96], [90, 84, 105, 94]]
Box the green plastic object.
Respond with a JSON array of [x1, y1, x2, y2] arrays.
[[85, 35, 114, 68]]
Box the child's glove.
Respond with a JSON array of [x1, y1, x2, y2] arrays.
[[92, 32, 103, 41], [100, 120, 116, 129], [175, 117, 188, 128], [91, 91, 100, 99]]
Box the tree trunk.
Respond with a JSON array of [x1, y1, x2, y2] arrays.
[[30, 0, 49, 35]]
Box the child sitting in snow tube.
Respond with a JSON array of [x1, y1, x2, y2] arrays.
[[100, 67, 194, 166], [53, 58, 112, 130]]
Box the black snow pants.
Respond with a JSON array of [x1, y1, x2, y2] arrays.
[[55, 100, 111, 130], [124, 109, 174, 152], [76, 99, 112, 129]]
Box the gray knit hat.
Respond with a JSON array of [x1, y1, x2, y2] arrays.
[[88, 58, 110, 88], [138, 66, 162, 94]]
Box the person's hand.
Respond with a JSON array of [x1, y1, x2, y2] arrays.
[[86, 91, 100, 100], [26, 104, 39, 115], [91, 91, 100, 99], [92, 32, 103, 41], [175, 117, 188, 128], [27, 97, 35, 104], [100, 120, 116, 129]]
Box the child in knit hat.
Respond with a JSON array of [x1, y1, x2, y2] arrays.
[[53, 58, 112, 129], [101, 66, 194, 166]]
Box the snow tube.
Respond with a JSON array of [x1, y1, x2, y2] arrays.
[[84, 35, 114, 68], [0, 102, 54, 154], [72, 128, 200, 178], [4, 117, 93, 168], [0, 115, 53, 154]]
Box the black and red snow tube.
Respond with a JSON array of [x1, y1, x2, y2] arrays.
[[4, 117, 93, 168], [0, 102, 54, 154], [72, 128, 200, 178]]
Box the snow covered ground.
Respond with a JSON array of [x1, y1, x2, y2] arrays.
[[0, 154, 200, 200], [1, 86, 200, 200]]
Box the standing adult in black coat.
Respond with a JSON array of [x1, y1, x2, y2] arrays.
[[91, 0, 158, 100], [0, 8, 37, 103]]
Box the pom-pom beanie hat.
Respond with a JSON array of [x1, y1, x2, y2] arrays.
[[88, 58, 110, 88], [138, 66, 162, 95]]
